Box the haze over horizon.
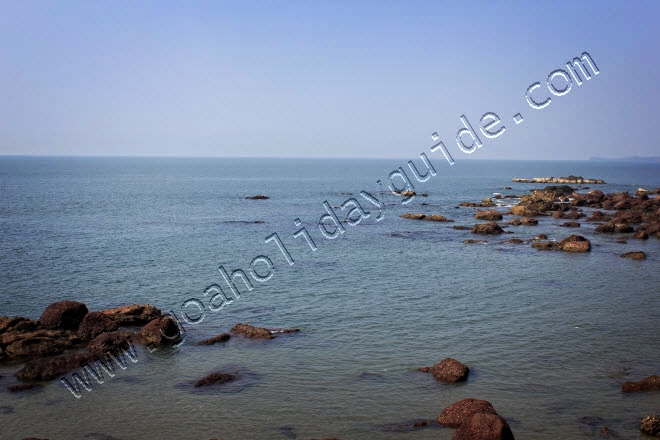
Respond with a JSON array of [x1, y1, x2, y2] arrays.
[[2, 1, 659, 160]]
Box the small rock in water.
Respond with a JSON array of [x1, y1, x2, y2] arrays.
[[194, 372, 237, 388], [620, 251, 646, 261]]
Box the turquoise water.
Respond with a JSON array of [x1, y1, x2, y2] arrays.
[[0, 157, 659, 439]]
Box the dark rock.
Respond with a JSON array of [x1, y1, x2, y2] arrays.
[[194, 372, 237, 387], [4, 335, 68, 358], [245, 195, 269, 200], [453, 413, 515, 440], [534, 234, 548, 240], [88, 330, 138, 354], [16, 352, 97, 381], [464, 239, 487, 244], [532, 241, 555, 250], [139, 316, 182, 347], [508, 218, 522, 226], [559, 222, 581, 228], [632, 231, 649, 240], [620, 251, 646, 261], [400, 213, 453, 222], [39, 301, 88, 330], [459, 198, 496, 208], [563, 209, 584, 220], [437, 398, 498, 427], [522, 217, 538, 226], [475, 210, 503, 221], [197, 333, 231, 346], [471, 222, 504, 235], [557, 235, 591, 253], [640, 415, 660, 436], [507, 238, 526, 244], [230, 323, 274, 339], [100, 304, 162, 326], [622, 375, 660, 392], [452, 225, 471, 230], [8, 383, 43, 392], [77, 312, 118, 341], [420, 358, 469, 383]]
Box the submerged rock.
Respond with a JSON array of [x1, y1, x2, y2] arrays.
[[16, 351, 97, 381], [620, 251, 646, 261], [194, 372, 237, 387], [230, 323, 274, 339], [245, 194, 270, 200], [197, 333, 231, 346], [437, 398, 498, 427]]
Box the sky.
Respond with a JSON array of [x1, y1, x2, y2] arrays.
[[1, 1, 659, 159]]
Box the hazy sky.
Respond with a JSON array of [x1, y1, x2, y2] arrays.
[[1, 1, 659, 159]]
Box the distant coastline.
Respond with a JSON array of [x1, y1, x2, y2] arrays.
[[589, 155, 660, 162]]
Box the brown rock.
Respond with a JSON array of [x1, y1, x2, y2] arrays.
[[400, 213, 453, 222], [77, 312, 118, 341], [557, 235, 591, 253], [452, 225, 471, 230], [559, 222, 581, 228], [622, 375, 660, 392], [197, 333, 231, 346], [620, 251, 646, 261], [5, 336, 68, 358], [39, 301, 88, 330], [100, 304, 162, 326], [522, 217, 538, 226], [632, 231, 649, 240], [464, 239, 487, 244], [563, 209, 584, 220], [453, 413, 515, 440], [88, 330, 138, 355], [437, 398, 498, 427], [475, 210, 503, 221], [194, 372, 237, 387], [471, 222, 504, 235], [508, 218, 522, 226], [230, 323, 274, 339], [532, 241, 555, 250], [16, 351, 97, 381], [8, 383, 42, 392], [534, 234, 548, 240], [459, 198, 496, 208], [507, 238, 526, 244], [245, 194, 269, 200], [423, 358, 469, 383], [139, 316, 182, 347], [640, 415, 660, 436]]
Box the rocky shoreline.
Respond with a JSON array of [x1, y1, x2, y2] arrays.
[[512, 175, 606, 184]]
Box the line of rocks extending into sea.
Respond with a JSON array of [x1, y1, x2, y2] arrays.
[[512, 175, 606, 184]]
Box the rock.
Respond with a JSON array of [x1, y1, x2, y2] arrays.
[[594, 223, 635, 233], [100, 304, 162, 326], [475, 210, 503, 221], [553, 210, 565, 219], [230, 323, 274, 339], [437, 398, 498, 427], [453, 413, 515, 440], [194, 372, 237, 387], [620, 251, 646, 261], [39, 301, 88, 330], [510, 187, 569, 216], [534, 234, 548, 240], [632, 231, 649, 240], [139, 316, 182, 347], [452, 225, 471, 230], [654, 188, 660, 194], [465, 239, 487, 244], [197, 333, 231, 346], [622, 375, 660, 392], [16, 352, 97, 381], [504, 186, 512, 190], [532, 241, 555, 250], [507, 238, 526, 244], [557, 235, 591, 253], [522, 217, 538, 226], [508, 218, 522, 226], [640, 415, 660, 436], [585, 210, 611, 222], [636, 188, 650, 197], [8, 383, 42, 392], [559, 222, 581, 228], [245, 195, 269, 199], [399, 190, 416, 197], [421, 358, 469, 383], [471, 222, 504, 235], [4, 335, 68, 358], [88, 330, 138, 354], [512, 176, 604, 184], [400, 213, 453, 222], [459, 198, 496, 208], [77, 312, 118, 341]]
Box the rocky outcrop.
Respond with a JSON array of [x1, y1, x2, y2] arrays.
[[453, 413, 515, 440], [139, 316, 182, 347], [400, 213, 454, 222], [512, 176, 605, 184], [437, 398, 498, 427], [471, 222, 504, 235], [475, 210, 503, 221], [510, 186, 570, 216], [77, 312, 118, 341], [559, 221, 581, 228], [419, 358, 469, 383], [39, 301, 88, 330], [197, 333, 231, 345], [594, 223, 635, 233], [230, 323, 300, 340], [640, 415, 660, 436], [88, 330, 138, 355], [100, 304, 162, 326], [16, 352, 97, 381], [522, 217, 538, 226], [632, 231, 650, 240], [620, 251, 646, 261], [459, 198, 496, 208], [194, 372, 237, 387], [622, 375, 660, 392]]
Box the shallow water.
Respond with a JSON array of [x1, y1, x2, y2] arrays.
[[1, 157, 659, 439]]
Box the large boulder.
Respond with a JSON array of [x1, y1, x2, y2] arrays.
[[16, 351, 97, 381], [622, 375, 660, 392], [556, 235, 591, 253], [77, 312, 118, 341], [437, 398, 498, 427], [453, 413, 515, 440], [139, 316, 182, 347], [39, 301, 88, 330], [471, 222, 504, 235], [475, 210, 503, 221], [420, 358, 469, 383], [100, 304, 162, 326]]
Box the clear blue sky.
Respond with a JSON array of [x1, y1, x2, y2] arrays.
[[1, 1, 659, 159]]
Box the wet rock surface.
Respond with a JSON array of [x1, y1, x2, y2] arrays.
[[437, 398, 498, 427], [419, 358, 469, 383]]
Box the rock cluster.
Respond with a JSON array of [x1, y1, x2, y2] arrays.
[[512, 176, 605, 184]]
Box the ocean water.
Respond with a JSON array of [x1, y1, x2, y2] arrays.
[[0, 157, 659, 440]]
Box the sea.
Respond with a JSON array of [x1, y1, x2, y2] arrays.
[[0, 157, 658, 440]]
